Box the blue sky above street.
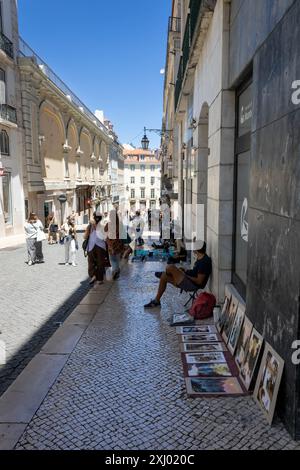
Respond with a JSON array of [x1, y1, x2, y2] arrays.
[[18, 0, 170, 149]]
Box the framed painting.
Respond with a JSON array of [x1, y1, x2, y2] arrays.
[[240, 328, 264, 390], [235, 316, 253, 370], [186, 377, 244, 396], [222, 297, 239, 344], [181, 342, 227, 353], [227, 304, 245, 355], [216, 295, 231, 333], [253, 344, 284, 424]]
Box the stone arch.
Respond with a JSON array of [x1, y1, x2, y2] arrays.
[[196, 102, 209, 242], [39, 101, 65, 180], [66, 118, 79, 148]]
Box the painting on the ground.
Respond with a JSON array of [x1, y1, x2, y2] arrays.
[[235, 316, 253, 370], [240, 328, 264, 390], [181, 342, 227, 353], [186, 377, 244, 396], [181, 334, 219, 343], [170, 313, 194, 326], [254, 344, 284, 424], [185, 352, 227, 364], [222, 297, 239, 343], [227, 304, 245, 355], [187, 362, 232, 378], [216, 295, 231, 332], [176, 325, 216, 334]]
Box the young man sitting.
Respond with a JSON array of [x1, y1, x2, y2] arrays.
[[144, 241, 212, 308]]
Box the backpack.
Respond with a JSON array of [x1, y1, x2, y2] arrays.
[[189, 292, 216, 320]]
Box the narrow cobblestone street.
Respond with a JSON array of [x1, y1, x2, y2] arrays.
[[0, 235, 90, 395], [5, 259, 299, 450]]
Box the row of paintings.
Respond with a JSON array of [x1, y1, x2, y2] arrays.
[[216, 292, 284, 424], [177, 326, 246, 397]]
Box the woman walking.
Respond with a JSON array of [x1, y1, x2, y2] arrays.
[[24, 212, 45, 265], [60, 217, 78, 267], [84, 212, 110, 285], [104, 209, 125, 280], [47, 213, 58, 245]]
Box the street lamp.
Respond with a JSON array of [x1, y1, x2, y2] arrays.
[[141, 126, 172, 150], [141, 127, 150, 151]]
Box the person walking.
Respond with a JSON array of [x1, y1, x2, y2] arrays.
[[60, 217, 78, 267], [104, 209, 125, 280], [24, 212, 45, 265], [132, 210, 145, 246], [47, 212, 58, 244], [84, 212, 110, 285]]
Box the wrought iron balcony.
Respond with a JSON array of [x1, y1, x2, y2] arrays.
[[0, 104, 17, 124], [168, 16, 181, 34], [0, 32, 14, 59]]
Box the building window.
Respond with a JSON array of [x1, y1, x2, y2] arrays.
[[131, 189, 135, 199], [0, 68, 6, 104], [0, 129, 9, 155], [140, 155, 145, 160], [233, 79, 252, 298], [131, 176, 135, 184], [150, 165, 155, 172], [141, 187, 145, 199], [140, 165, 145, 172], [130, 165, 135, 172], [151, 189, 155, 199], [151, 177, 155, 185], [2, 171, 12, 224], [141, 176, 145, 184]]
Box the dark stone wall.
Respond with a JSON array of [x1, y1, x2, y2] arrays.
[[230, 0, 300, 438], [230, 0, 295, 85]]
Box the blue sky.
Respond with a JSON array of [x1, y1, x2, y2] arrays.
[[18, 0, 171, 149]]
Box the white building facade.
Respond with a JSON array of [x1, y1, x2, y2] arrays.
[[123, 149, 161, 214], [0, 0, 25, 248]]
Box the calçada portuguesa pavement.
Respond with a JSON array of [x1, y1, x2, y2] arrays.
[[0, 248, 300, 450]]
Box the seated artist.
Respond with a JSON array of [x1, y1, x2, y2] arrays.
[[144, 240, 212, 309]]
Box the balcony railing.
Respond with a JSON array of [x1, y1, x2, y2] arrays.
[[0, 104, 17, 124], [0, 32, 14, 59], [174, 0, 205, 111], [168, 16, 181, 33], [18, 37, 109, 135]]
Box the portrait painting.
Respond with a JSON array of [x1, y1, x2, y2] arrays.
[[240, 328, 263, 390], [222, 297, 239, 343], [254, 344, 284, 424], [227, 304, 245, 355], [216, 295, 231, 333], [235, 316, 253, 370]]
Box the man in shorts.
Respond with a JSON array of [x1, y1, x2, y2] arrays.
[[144, 240, 212, 308]]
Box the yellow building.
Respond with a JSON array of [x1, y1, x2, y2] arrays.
[[18, 39, 112, 226]]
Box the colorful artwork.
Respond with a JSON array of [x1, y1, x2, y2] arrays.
[[181, 342, 226, 353], [176, 325, 216, 335], [187, 363, 232, 378], [181, 334, 219, 343], [185, 352, 227, 364], [186, 377, 243, 396]]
